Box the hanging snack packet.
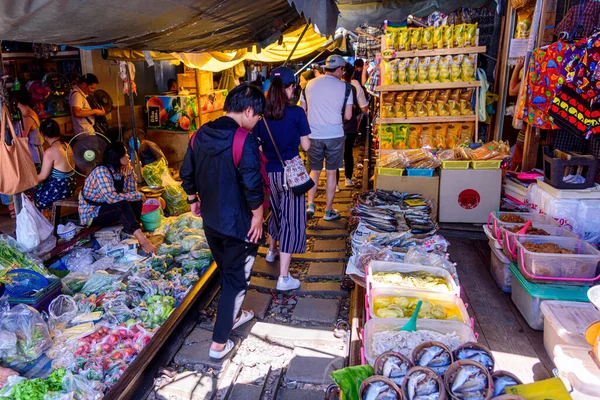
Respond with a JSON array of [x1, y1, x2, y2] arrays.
[[385, 26, 400, 49], [450, 55, 464, 82], [382, 93, 395, 118], [397, 28, 410, 50], [515, 8, 533, 39], [426, 101, 437, 116], [461, 55, 475, 81], [434, 124, 448, 148], [393, 124, 410, 149], [408, 125, 423, 149], [407, 57, 419, 84], [398, 58, 409, 84], [465, 23, 478, 47], [415, 90, 429, 103], [448, 99, 460, 116], [450, 89, 461, 102], [439, 55, 452, 82], [428, 56, 440, 83], [383, 60, 393, 85], [454, 24, 466, 47], [379, 125, 395, 149], [460, 99, 472, 115], [422, 27, 434, 50], [410, 28, 423, 50], [459, 88, 474, 101], [416, 101, 427, 117], [390, 59, 400, 84], [394, 92, 407, 118], [434, 26, 445, 49], [444, 25, 454, 48], [418, 57, 430, 83], [437, 100, 449, 116]]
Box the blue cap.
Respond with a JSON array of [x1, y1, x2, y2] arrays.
[[270, 67, 296, 85]]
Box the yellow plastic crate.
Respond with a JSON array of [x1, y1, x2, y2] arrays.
[[377, 167, 404, 176], [441, 160, 471, 170], [472, 160, 501, 169]]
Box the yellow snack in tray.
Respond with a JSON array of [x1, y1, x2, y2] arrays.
[[439, 55, 452, 82], [428, 56, 440, 83], [437, 100, 450, 116], [422, 27, 434, 50], [410, 28, 423, 50], [379, 125, 395, 150], [465, 23, 478, 47], [397, 28, 410, 50], [434, 26, 445, 49], [460, 99, 472, 115], [418, 57, 430, 83], [454, 24, 466, 47], [398, 59, 409, 84], [461, 55, 475, 81], [448, 100, 460, 116], [393, 124, 410, 149], [426, 101, 437, 116], [444, 25, 454, 48], [407, 57, 419, 84], [450, 55, 464, 82]]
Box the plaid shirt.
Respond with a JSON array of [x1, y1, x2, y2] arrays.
[[79, 166, 141, 226], [555, 2, 600, 39]]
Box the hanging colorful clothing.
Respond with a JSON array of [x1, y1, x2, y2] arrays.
[[517, 40, 570, 129]]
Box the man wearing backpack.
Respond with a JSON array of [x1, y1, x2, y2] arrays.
[[180, 84, 267, 360], [301, 55, 353, 221]]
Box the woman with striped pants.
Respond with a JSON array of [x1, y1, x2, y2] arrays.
[[254, 67, 311, 291]]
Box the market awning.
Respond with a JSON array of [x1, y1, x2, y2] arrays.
[[0, 0, 338, 52], [104, 25, 334, 72]]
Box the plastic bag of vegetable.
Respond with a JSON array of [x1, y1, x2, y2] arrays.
[[81, 272, 119, 296], [62, 248, 95, 273], [0, 235, 49, 277], [0, 304, 52, 363], [158, 243, 183, 257], [142, 159, 190, 216], [0, 330, 17, 361], [62, 370, 104, 400], [0, 375, 26, 397], [180, 235, 205, 252], [48, 295, 78, 332]]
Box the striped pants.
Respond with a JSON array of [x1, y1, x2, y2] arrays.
[[267, 171, 307, 254]]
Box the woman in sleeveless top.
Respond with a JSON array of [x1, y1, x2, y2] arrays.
[[13, 90, 44, 166], [35, 120, 76, 211]]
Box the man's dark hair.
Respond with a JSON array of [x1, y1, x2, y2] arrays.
[[11, 89, 32, 107], [83, 73, 99, 85], [223, 84, 266, 116], [40, 119, 61, 138], [354, 59, 364, 69], [167, 79, 177, 90], [102, 141, 127, 171]]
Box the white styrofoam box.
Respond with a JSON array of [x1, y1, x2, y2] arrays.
[[540, 300, 598, 359], [537, 178, 600, 199], [439, 169, 502, 223], [490, 245, 511, 292], [554, 344, 600, 398]]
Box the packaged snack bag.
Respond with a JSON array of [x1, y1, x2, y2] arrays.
[[396, 91, 408, 104], [405, 91, 418, 104], [410, 28, 423, 50], [426, 101, 437, 116], [383, 60, 393, 85], [448, 99, 460, 116], [398, 58, 409, 84], [438, 89, 451, 103], [416, 101, 427, 117], [439, 55, 452, 82], [429, 90, 440, 103], [382, 93, 395, 118], [515, 8, 533, 39], [454, 24, 466, 47], [406, 102, 417, 117], [465, 23, 478, 47], [444, 24, 454, 48], [428, 56, 440, 83], [390, 59, 400, 84], [385, 26, 400, 49], [408, 125, 423, 149], [459, 88, 474, 101], [397, 28, 410, 50], [421, 133, 434, 149], [418, 57, 430, 83], [415, 91, 429, 103], [437, 100, 449, 116], [460, 99, 472, 115], [449, 89, 461, 102], [450, 55, 464, 82], [434, 124, 448, 148], [434, 26, 445, 49], [379, 125, 395, 149], [407, 57, 419, 84], [393, 124, 410, 149], [461, 55, 475, 81], [459, 122, 475, 140], [394, 102, 406, 118], [422, 27, 434, 50], [447, 123, 461, 148]]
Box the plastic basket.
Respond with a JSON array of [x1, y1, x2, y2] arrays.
[[406, 168, 435, 177], [543, 147, 599, 190], [7, 278, 62, 312], [5, 269, 49, 297], [377, 167, 404, 176], [487, 212, 560, 243], [472, 160, 501, 169], [441, 160, 471, 170], [502, 225, 578, 262]]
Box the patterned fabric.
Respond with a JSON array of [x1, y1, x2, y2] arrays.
[[555, 1, 600, 39], [518, 41, 569, 129], [267, 171, 306, 255], [79, 166, 141, 226], [34, 169, 76, 210], [356, 26, 382, 59]]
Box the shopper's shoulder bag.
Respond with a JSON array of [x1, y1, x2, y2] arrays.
[[0, 106, 38, 195], [232, 127, 271, 210], [262, 118, 314, 195]]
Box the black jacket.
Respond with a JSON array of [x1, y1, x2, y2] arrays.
[[180, 116, 263, 241]]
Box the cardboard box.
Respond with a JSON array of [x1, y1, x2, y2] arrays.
[[375, 172, 440, 220], [439, 169, 501, 223]]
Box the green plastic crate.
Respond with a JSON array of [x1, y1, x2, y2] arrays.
[[472, 160, 501, 169], [441, 160, 471, 170], [377, 167, 404, 176]]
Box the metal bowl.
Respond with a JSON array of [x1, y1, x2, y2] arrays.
[[140, 186, 165, 195]]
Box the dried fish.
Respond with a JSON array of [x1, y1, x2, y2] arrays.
[[493, 375, 519, 396]]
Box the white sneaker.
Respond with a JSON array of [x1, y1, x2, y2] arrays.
[[277, 276, 301, 291], [336, 185, 340, 193], [345, 178, 354, 187], [266, 250, 279, 263]]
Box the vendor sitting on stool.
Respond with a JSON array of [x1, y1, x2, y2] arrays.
[[35, 120, 76, 213], [79, 141, 158, 254]]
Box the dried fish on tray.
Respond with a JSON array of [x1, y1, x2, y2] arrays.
[[402, 366, 447, 400]]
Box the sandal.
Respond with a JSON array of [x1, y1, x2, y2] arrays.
[[209, 339, 235, 360], [232, 310, 254, 330]]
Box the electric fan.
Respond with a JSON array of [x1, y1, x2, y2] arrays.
[[43, 72, 70, 97], [26, 80, 51, 118], [66, 132, 111, 177], [92, 89, 114, 114], [64, 72, 82, 89]]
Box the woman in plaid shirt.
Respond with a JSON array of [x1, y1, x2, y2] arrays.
[[79, 141, 158, 254]]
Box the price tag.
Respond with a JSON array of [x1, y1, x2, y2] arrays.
[[148, 105, 160, 127], [382, 49, 395, 59], [404, 199, 427, 207]]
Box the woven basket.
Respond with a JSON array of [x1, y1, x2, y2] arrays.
[[374, 351, 413, 376], [412, 341, 454, 373], [444, 360, 494, 400], [453, 342, 496, 372], [402, 367, 448, 400], [359, 376, 403, 400]]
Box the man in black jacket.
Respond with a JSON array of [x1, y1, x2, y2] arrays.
[[180, 84, 266, 360]]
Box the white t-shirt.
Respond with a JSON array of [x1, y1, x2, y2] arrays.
[[69, 85, 94, 134], [301, 75, 354, 140], [351, 79, 369, 109]]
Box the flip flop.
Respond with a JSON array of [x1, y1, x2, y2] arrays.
[[232, 310, 254, 330], [208, 339, 235, 360]]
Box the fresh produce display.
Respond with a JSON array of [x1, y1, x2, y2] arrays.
[[522, 242, 575, 254], [139, 295, 175, 328], [373, 297, 463, 321], [371, 330, 463, 359], [0, 237, 49, 277], [0, 305, 52, 364], [372, 271, 452, 292]]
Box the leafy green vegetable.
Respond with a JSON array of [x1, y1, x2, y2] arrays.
[[12, 377, 48, 400], [330, 365, 374, 400], [46, 368, 66, 392], [158, 243, 183, 257], [0, 240, 49, 276]]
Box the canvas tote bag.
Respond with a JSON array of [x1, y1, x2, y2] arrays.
[[0, 106, 38, 194]]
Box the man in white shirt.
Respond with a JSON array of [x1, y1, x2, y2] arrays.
[[69, 73, 105, 134], [301, 55, 353, 221]]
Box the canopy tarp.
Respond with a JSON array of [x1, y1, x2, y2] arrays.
[[105, 25, 331, 72], [0, 0, 338, 52]]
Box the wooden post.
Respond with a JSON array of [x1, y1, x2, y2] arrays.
[[193, 69, 202, 130], [522, 126, 540, 171]]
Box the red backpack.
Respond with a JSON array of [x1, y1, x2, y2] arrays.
[[190, 127, 270, 210]]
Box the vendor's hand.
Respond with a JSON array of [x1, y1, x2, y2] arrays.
[[121, 164, 133, 176], [191, 201, 201, 217], [95, 108, 106, 116], [515, 57, 525, 71], [141, 193, 147, 203], [247, 213, 263, 244]]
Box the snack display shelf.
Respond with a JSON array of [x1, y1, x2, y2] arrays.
[[376, 81, 482, 91], [380, 46, 487, 59], [380, 115, 477, 124]]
